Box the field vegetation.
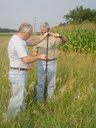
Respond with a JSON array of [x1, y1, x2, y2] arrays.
[[0, 23, 96, 128]]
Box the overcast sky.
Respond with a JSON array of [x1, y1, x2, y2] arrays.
[[0, 0, 96, 31]]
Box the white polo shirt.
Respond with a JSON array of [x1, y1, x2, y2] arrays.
[[8, 35, 29, 69]]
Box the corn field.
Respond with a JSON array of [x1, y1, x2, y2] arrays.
[[52, 23, 96, 53]]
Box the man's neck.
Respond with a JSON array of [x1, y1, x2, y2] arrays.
[[16, 32, 25, 40]]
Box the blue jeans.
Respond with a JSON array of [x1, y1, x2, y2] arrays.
[[36, 60, 57, 101], [7, 69, 28, 118]]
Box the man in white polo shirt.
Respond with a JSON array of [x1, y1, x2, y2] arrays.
[[7, 23, 49, 119]]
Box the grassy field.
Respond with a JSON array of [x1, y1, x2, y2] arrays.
[[0, 30, 96, 128]]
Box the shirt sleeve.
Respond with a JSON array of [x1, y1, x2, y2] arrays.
[[55, 38, 62, 46], [15, 41, 28, 58]]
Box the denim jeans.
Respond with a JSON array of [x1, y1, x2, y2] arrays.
[[7, 69, 28, 118], [36, 60, 57, 101]]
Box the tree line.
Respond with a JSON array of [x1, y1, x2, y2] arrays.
[[0, 28, 17, 33]]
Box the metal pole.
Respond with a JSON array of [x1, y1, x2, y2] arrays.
[[44, 35, 49, 100], [34, 16, 37, 34]]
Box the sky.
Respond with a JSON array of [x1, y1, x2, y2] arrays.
[[0, 0, 96, 31]]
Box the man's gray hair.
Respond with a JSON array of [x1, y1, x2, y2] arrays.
[[40, 22, 50, 28], [19, 23, 33, 33]]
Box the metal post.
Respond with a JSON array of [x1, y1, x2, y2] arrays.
[[44, 35, 49, 100]]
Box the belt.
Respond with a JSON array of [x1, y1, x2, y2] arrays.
[[41, 58, 57, 61], [10, 67, 28, 71]]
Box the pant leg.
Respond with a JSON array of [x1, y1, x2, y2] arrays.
[[7, 69, 28, 119], [36, 61, 46, 101], [47, 60, 57, 100]]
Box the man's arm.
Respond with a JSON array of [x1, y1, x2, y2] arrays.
[[48, 32, 67, 44], [28, 32, 48, 46], [21, 54, 46, 64]]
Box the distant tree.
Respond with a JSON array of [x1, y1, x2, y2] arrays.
[[59, 22, 66, 26], [64, 5, 96, 24]]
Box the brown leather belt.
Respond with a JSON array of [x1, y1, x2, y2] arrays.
[[41, 58, 57, 61], [10, 67, 28, 71]]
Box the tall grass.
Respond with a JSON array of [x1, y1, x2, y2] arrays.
[[32, 52, 96, 128], [0, 28, 96, 128]]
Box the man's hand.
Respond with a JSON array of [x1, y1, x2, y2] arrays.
[[32, 51, 38, 56], [43, 32, 49, 37], [39, 54, 47, 60]]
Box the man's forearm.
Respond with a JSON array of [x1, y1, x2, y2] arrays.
[[22, 53, 46, 64], [28, 33, 48, 46], [22, 55, 40, 64], [28, 38, 41, 46]]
